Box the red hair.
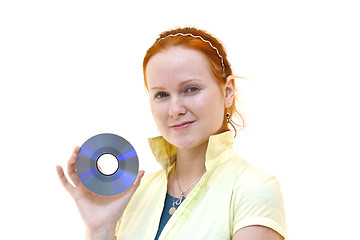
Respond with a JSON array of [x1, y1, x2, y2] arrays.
[[143, 27, 245, 135]]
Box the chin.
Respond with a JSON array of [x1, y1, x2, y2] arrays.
[[161, 125, 221, 149], [168, 134, 209, 150], [168, 138, 193, 149]]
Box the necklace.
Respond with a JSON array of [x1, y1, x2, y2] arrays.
[[168, 164, 203, 215]]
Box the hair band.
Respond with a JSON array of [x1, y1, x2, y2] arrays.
[[157, 33, 225, 75]]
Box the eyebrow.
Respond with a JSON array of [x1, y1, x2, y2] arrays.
[[149, 79, 201, 91]]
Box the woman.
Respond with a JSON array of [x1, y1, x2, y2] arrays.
[[56, 27, 287, 240]]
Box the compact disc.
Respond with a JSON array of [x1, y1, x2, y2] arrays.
[[75, 133, 139, 196]]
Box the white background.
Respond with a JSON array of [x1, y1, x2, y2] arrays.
[[1, 0, 359, 239]]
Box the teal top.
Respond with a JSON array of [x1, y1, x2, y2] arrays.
[[155, 193, 184, 240]]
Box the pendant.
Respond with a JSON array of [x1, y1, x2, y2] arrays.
[[169, 206, 176, 215]]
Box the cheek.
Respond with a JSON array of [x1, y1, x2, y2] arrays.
[[150, 103, 166, 124], [196, 91, 225, 124], [195, 90, 224, 113]]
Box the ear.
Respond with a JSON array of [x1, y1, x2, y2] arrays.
[[224, 75, 236, 108]]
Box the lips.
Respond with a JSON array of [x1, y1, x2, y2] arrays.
[[170, 121, 195, 130]]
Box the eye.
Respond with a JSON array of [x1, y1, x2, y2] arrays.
[[154, 91, 169, 99], [185, 87, 199, 94]]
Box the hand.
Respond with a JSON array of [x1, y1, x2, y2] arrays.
[[56, 146, 145, 235]]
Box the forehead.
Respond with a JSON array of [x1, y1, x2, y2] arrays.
[[145, 46, 214, 88]]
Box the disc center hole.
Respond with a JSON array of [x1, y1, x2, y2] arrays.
[[96, 153, 119, 176]]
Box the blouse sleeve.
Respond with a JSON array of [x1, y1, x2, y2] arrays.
[[232, 169, 288, 239]]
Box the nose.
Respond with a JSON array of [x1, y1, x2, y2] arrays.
[[168, 96, 186, 118]]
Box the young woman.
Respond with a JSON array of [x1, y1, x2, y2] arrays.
[[56, 27, 287, 240]]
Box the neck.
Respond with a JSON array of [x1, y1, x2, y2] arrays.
[[167, 144, 207, 198], [174, 141, 208, 183]]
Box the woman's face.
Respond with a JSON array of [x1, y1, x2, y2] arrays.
[[146, 46, 232, 150]]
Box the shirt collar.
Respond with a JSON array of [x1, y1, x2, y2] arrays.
[[148, 131, 234, 173]]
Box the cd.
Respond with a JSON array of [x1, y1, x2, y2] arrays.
[[75, 133, 139, 196]]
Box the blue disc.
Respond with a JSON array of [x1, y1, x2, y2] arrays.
[[75, 133, 139, 196]]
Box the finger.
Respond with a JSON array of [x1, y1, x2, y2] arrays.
[[67, 146, 81, 186], [133, 170, 145, 188], [56, 165, 76, 196], [123, 170, 145, 198]]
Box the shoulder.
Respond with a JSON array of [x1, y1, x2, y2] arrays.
[[223, 153, 282, 195], [226, 155, 287, 239], [216, 152, 280, 188], [231, 156, 284, 210], [240, 165, 281, 193], [208, 153, 284, 206]]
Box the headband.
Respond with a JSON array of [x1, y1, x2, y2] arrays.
[[157, 33, 226, 75]]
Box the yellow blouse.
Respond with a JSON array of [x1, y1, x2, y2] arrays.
[[116, 131, 287, 239]]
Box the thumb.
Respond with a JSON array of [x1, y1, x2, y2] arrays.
[[132, 170, 145, 188], [123, 170, 145, 197]]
